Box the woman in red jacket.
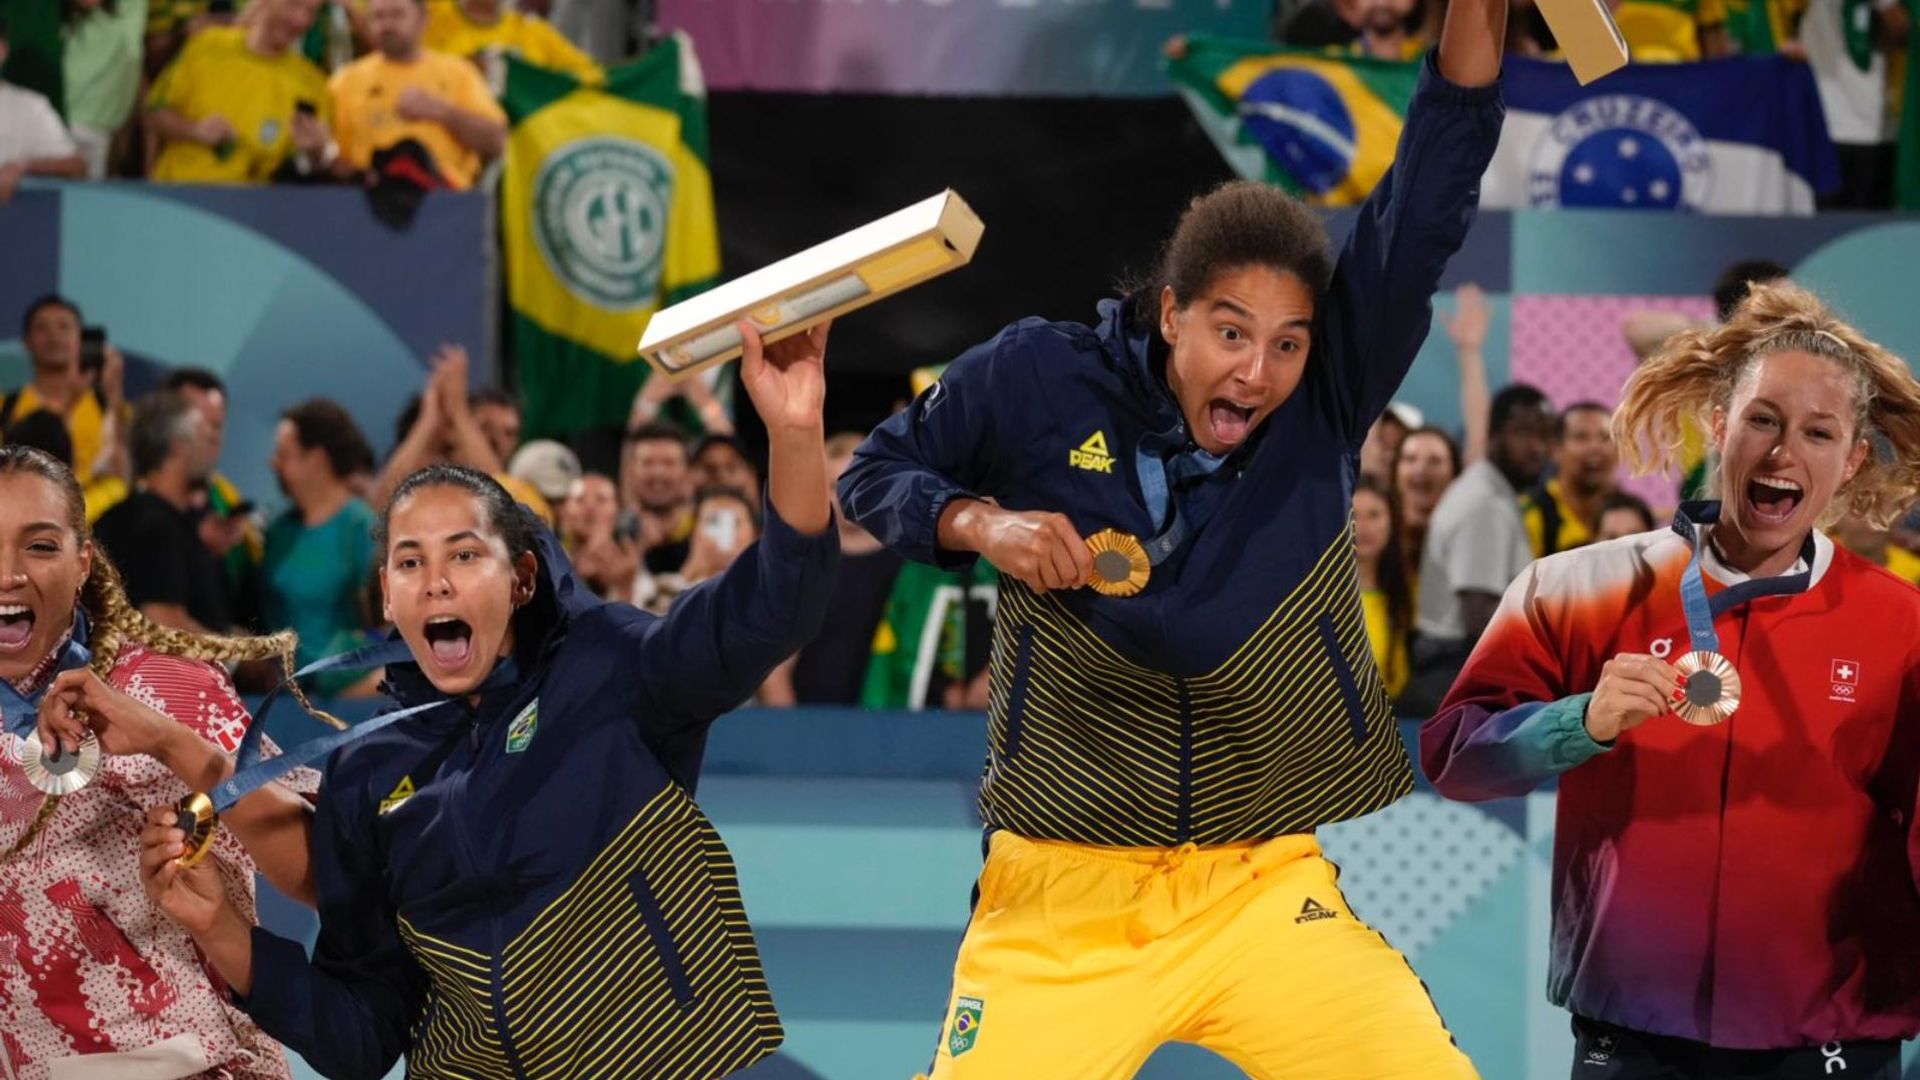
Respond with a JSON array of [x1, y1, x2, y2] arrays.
[[1422, 282, 1920, 1079]]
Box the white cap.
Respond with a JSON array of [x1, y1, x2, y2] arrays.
[[1384, 401, 1425, 430], [508, 440, 582, 502]]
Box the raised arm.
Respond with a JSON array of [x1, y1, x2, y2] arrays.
[[1315, 21, 1506, 444], [631, 322, 840, 728]]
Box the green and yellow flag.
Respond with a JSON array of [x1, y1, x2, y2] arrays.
[[501, 32, 720, 438], [1164, 36, 1418, 207]]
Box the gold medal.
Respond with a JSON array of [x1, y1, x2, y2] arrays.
[[1673, 650, 1741, 726], [1086, 529, 1151, 597], [176, 792, 219, 868], [20, 729, 99, 795]]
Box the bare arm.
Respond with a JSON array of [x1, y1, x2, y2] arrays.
[[1459, 590, 1503, 645], [757, 657, 798, 707], [153, 726, 316, 906], [397, 89, 506, 162], [21, 155, 87, 179], [1622, 310, 1697, 361], [434, 348, 506, 475], [1441, 284, 1492, 465], [147, 106, 228, 147], [1437, 0, 1508, 86], [437, 102, 506, 161], [370, 358, 453, 511]]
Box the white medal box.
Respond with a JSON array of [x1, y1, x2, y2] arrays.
[[1536, 0, 1631, 84], [637, 189, 985, 379]]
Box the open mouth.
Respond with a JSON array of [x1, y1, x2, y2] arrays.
[[421, 616, 474, 671], [1745, 474, 1804, 526], [0, 605, 35, 652], [1207, 399, 1257, 447]]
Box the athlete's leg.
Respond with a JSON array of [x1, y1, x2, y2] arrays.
[[918, 833, 1161, 1080], [1164, 841, 1478, 1080]]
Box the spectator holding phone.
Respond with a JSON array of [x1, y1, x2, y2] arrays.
[[146, 0, 336, 184], [3, 296, 128, 519], [632, 483, 794, 704]]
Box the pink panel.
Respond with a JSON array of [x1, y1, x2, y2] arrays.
[[1509, 294, 1719, 515]]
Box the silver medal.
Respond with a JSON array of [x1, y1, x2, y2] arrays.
[[20, 729, 100, 795]]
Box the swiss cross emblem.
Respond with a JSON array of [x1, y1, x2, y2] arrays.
[[1832, 660, 1860, 685]]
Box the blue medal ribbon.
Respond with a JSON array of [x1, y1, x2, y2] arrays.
[[211, 637, 425, 813], [0, 610, 94, 739], [210, 636, 527, 813], [1134, 425, 1228, 567], [1671, 501, 1817, 653]]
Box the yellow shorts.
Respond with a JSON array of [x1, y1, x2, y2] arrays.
[[919, 830, 1479, 1079]]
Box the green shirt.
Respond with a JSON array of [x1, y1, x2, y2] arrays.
[[262, 498, 378, 694], [63, 0, 147, 132], [860, 559, 998, 710]]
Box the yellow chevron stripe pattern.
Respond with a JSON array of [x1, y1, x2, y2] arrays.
[[394, 786, 781, 1079], [399, 917, 514, 1079], [982, 525, 1411, 846]]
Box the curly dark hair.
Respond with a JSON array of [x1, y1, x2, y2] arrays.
[[1128, 180, 1333, 326]]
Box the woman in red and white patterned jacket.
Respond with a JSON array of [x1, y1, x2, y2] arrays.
[[0, 445, 315, 1080]]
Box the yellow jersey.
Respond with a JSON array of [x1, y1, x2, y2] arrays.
[[1522, 478, 1596, 560], [147, 26, 332, 184], [328, 49, 506, 190], [1612, 0, 1727, 61], [1884, 544, 1920, 587], [422, 1, 601, 84], [3, 385, 127, 522], [1361, 587, 1411, 700]]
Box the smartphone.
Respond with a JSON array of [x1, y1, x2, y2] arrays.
[[702, 508, 740, 552], [80, 327, 106, 376], [614, 510, 641, 545]]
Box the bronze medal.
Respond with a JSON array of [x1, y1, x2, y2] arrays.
[[1673, 650, 1741, 726]]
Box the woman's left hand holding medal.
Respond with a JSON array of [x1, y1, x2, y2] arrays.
[[139, 804, 233, 935]]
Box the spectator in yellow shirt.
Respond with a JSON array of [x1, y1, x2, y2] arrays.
[[146, 0, 336, 183], [329, 0, 506, 190], [1610, 0, 1733, 59], [2, 296, 129, 520], [423, 0, 600, 82], [1520, 401, 1619, 559]]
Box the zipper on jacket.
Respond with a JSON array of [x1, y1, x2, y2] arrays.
[[1176, 678, 1194, 842], [490, 933, 530, 1078]]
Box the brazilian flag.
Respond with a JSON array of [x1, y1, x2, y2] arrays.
[[501, 32, 720, 438], [1165, 36, 1419, 207]]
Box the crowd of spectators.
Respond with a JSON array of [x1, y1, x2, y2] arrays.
[[0, 285, 995, 711], [0, 0, 1910, 207], [0, 0, 614, 202]]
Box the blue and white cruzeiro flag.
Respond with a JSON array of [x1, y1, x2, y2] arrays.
[[1482, 56, 1841, 214]]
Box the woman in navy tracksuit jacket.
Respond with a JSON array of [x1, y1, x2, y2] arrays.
[[138, 325, 841, 1080]]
